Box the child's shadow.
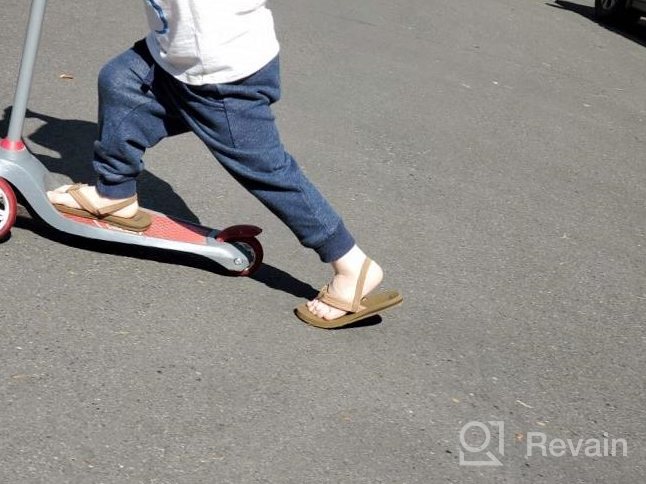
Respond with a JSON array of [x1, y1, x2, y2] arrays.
[[2, 107, 319, 301], [4, 106, 199, 223]]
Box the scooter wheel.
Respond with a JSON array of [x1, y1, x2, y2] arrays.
[[0, 178, 17, 241], [226, 237, 263, 276]]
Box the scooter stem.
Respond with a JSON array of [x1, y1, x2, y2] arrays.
[[3, 0, 47, 148]]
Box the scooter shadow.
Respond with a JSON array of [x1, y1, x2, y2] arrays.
[[16, 206, 317, 299], [16, 207, 318, 299], [3, 108, 321, 301]]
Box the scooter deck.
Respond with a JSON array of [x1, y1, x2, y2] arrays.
[[57, 208, 262, 274], [61, 209, 213, 245], [0, 148, 263, 273]]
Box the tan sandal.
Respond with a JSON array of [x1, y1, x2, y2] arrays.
[[53, 183, 152, 231], [294, 257, 403, 329]]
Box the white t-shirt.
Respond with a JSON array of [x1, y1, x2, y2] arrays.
[[143, 0, 280, 85]]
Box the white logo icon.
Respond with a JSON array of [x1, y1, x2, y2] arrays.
[[459, 421, 505, 466]]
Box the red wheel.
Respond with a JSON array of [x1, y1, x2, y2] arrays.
[[226, 237, 263, 276], [0, 178, 17, 241]]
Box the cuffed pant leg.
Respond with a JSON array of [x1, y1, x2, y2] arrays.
[[93, 41, 188, 198]]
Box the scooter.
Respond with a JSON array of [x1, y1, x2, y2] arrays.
[[0, 0, 263, 276]]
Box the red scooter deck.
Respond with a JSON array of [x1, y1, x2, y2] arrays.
[[61, 210, 212, 244], [59, 210, 263, 275]]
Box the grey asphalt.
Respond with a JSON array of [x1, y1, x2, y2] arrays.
[[1, 0, 645, 482]]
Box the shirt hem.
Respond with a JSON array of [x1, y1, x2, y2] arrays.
[[145, 35, 279, 86]]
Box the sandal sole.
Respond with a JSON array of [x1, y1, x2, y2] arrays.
[[294, 290, 403, 329]]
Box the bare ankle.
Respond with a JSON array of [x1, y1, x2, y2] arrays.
[[331, 245, 367, 275]]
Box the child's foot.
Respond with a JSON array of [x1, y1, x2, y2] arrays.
[[306, 247, 384, 321], [47, 184, 139, 218]]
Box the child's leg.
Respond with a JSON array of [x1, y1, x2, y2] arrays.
[[49, 40, 188, 213], [163, 56, 355, 263], [162, 56, 384, 320]]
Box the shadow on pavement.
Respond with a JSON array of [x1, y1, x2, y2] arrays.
[[1, 107, 200, 223], [549, 0, 646, 46], [332, 315, 383, 329], [14, 190, 320, 300]]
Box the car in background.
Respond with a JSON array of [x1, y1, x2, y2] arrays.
[[595, 0, 646, 23]]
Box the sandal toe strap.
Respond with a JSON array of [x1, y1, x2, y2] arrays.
[[96, 196, 137, 216], [66, 184, 137, 217], [67, 185, 100, 215], [316, 257, 374, 314], [318, 285, 356, 313]]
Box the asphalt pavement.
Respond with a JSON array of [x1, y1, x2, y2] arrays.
[[1, 1, 645, 482]]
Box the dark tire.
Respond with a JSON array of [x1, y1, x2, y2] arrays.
[[0, 178, 18, 241], [226, 237, 263, 276], [595, 0, 642, 24]]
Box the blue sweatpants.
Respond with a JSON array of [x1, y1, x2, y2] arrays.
[[93, 40, 354, 263]]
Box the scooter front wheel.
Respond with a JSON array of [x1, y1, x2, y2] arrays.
[[0, 178, 18, 241]]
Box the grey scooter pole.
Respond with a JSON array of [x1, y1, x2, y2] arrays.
[[0, 0, 263, 275], [3, 0, 46, 150]]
